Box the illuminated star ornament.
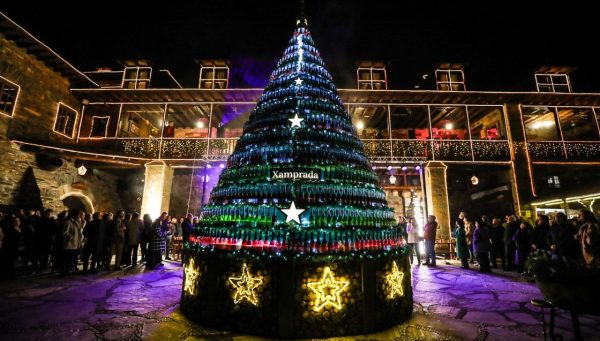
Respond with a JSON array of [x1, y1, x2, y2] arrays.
[[294, 77, 303, 85], [307, 267, 349, 311], [289, 113, 304, 128], [229, 263, 264, 306], [281, 201, 305, 223], [184, 258, 200, 295], [386, 261, 404, 299]]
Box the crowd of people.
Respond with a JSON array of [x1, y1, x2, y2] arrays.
[[401, 209, 600, 274], [0, 208, 197, 279]]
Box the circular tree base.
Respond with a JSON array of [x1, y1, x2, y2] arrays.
[[180, 250, 413, 339]]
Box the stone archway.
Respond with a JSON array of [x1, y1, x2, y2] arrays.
[[60, 192, 94, 213]]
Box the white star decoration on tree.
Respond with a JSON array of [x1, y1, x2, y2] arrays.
[[294, 77, 303, 85], [289, 114, 304, 128], [281, 201, 305, 224]]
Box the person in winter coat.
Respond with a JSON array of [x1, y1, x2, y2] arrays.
[[406, 217, 421, 266], [531, 214, 550, 252], [453, 220, 469, 269], [126, 212, 143, 266], [547, 212, 578, 261], [504, 215, 520, 271], [576, 210, 600, 269], [146, 212, 168, 269], [82, 212, 102, 273], [489, 218, 505, 270], [473, 220, 492, 273], [513, 221, 531, 274], [61, 209, 83, 276], [140, 214, 153, 262], [110, 210, 126, 270], [423, 215, 438, 266], [464, 218, 475, 263]]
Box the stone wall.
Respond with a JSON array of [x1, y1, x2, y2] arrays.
[[0, 139, 123, 213], [0, 35, 83, 145], [0, 33, 124, 214]]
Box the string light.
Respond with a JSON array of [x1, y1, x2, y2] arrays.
[[307, 267, 349, 312], [228, 263, 263, 306], [385, 261, 404, 299]]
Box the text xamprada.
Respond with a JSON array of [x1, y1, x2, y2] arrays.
[[271, 169, 320, 181]]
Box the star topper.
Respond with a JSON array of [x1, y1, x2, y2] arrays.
[[183, 258, 200, 295], [229, 263, 263, 306], [307, 267, 349, 311], [281, 201, 305, 224], [289, 113, 304, 128], [385, 261, 404, 299]]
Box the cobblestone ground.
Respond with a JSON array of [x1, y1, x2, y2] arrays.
[[0, 261, 599, 340]]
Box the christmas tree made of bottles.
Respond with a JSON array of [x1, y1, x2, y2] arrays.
[[182, 8, 412, 338]]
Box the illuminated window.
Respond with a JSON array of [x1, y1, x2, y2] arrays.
[[0, 75, 20, 117], [90, 116, 110, 137], [535, 73, 571, 93], [547, 176, 560, 189], [435, 69, 465, 91], [53, 103, 78, 138], [199, 66, 229, 89], [357, 66, 387, 90], [122, 67, 152, 89], [522, 106, 560, 141]]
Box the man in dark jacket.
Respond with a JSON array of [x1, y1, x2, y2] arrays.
[[82, 212, 102, 273], [504, 215, 520, 271], [473, 221, 492, 273], [547, 212, 578, 261], [489, 218, 505, 270], [34, 209, 57, 272], [182, 213, 194, 244]]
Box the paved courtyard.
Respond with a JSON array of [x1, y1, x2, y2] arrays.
[[0, 261, 599, 341]]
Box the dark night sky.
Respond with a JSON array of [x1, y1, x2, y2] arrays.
[[1, 1, 599, 92]]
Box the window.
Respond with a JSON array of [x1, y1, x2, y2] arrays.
[[357, 67, 387, 90], [547, 176, 560, 189], [0, 75, 20, 117], [521, 106, 560, 141], [389, 106, 430, 139], [435, 69, 465, 91], [557, 107, 599, 141], [53, 103, 78, 138], [468, 106, 506, 140], [430, 106, 468, 140], [199, 66, 229, 89], [535, 73, 571, 93], [122, 67, 152, 89], [89, 116, 110, 138], [349, 105, 389, 139]]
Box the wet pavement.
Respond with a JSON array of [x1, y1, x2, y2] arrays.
[[0, 260, 599, 340]]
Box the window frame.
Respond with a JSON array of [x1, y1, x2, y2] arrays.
[[121, 67, 152, 89], [0, 75, 21, 117], [53, 102, 79, 139], [435, 69, 466, 91], [356, 67, 387, 90], [89, 115, 111, 138], [199, 65, 229, 89], [535, 73, 572, 93]]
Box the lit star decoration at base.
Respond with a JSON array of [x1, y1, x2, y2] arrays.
[[281, 201, 305, 223], [228, 263, 264, 306], [385, 261, 404, 299], [289, 113, 304, 128], [184, 258, 200, 295], [307, 267, 349, 312]]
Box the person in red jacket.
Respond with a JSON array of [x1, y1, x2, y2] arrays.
[[423, 215, 439, 266]]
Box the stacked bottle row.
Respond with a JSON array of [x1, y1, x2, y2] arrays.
[[259, 83, 341, 107], [208, 181, 386, 208], [245, 109, 354, 137], [201, 203, 395, 229], [228, 142, 369, 168], [189, 226, 404, 253], [218, 164, 379, 186], [265, 72, 333, 93], [269, 61, 332, 85], [297, 183, 386, 206], [236, 126, 361, 155]]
